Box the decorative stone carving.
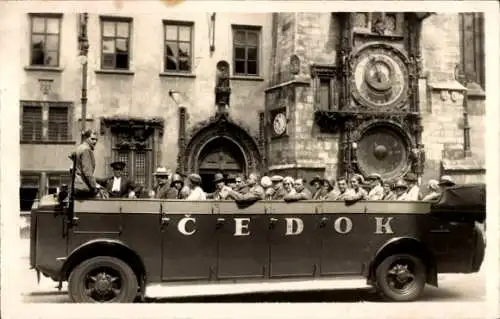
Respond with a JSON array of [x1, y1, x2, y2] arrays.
[[440, 90, 450, 101], [290, 54, 300, 75], [215, 60, 231, 110], [180, 111, 262, 174], [100, 117, 164, 149]]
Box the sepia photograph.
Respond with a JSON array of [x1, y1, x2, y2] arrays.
[[1, 1, 499, 319]]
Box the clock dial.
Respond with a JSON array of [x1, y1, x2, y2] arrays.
[[356, 127, 408, 180], [273, 113, 287, 136], [351, 45, 409, 109]]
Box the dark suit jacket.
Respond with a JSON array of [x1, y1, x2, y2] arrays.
[[98, 176, 137, 198]]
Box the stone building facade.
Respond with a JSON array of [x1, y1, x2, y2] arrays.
[[264, 12, 485, 187], [19, 8, 485, 211]]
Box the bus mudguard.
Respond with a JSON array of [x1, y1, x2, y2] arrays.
[[60, 238, 147, 286], [367, 236, 438, 287]]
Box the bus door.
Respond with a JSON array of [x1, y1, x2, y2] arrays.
[[319, 201, 369, 276], [214, 202, 269, 280], [160, 201, 217, 281], [268, 202, 323, 278]]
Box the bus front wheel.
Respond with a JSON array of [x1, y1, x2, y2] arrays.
[[68, 256, 138, 303], [375, 254, 426, 302]]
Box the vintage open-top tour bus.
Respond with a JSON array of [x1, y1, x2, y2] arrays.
[[30, 183, 486, 303]]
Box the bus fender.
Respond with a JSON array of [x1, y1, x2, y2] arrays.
[[60, 238, 147, 290], [366, 237, 437, 287]]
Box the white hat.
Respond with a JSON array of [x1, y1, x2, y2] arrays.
[[154, 167, 171, 176], [261, 176, 272, 188]]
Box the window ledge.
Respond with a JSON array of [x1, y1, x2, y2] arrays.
[[24, 66, 64, 73], [95, 69, 135, 76], [231, 75, 265, 82], [159, 72, 196, 78], [21, 140, 77, 145]]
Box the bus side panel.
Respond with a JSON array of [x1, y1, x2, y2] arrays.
[[34, 211, 68, 279], [161, 213, 217, 281], [268, 204, 322, 278]]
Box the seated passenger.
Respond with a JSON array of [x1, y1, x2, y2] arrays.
[[309, 176, 324, 200], [348, 174, 368, 201], [186, 174, 207, 200], [233, 174, 249, 193], [319, 178, 335, 200], [270, 175, 286, 200], [421, 179, 441, 201], [284, 178, 312, 202], [324, 178, 340, 200], [97, 161, 137, 198], [282, 176, 296, 196], [166, 173, 185, 199], [381, 180, 397, 200], [393, 180, 409, 200], [225, 172, 264, 204], [366, 173, 384, 200], [207, 173, 230, 200], [134, 183, 151, 199], [403, 173, 420, 200], [329, 177, 353, 200], [151, 167, 172, 199], [226, 174, 237, 190], [438, 175, 456, 192], [260, 176, 274, 199]]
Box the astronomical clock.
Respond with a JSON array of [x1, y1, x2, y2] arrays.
[[314, 12, 430, 180]]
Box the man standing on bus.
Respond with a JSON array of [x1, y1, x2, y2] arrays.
[[70, 129, 101, 200]]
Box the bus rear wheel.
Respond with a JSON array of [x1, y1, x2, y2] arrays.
[[375, 254, 426, 302], [68, 256, 138, 303]]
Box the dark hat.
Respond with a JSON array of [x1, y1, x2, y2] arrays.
[[188, 173, 202, 185], [213, 173, 225, 183], [271, 175, 284, 183], [309, 175, 323, 186], [438, 175, 456, 186], [404, 172, 418, 182], [366, 173, 382, 181], [225, 174, 237, 183], [110, 161, 126, 170], [394, 179, 408, 190], [170, 173, 184, 187]]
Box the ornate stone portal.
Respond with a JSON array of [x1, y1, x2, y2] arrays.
[[314, 12, 428, 181]]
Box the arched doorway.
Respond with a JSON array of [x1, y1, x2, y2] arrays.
[[197, 137, 246, 193], [180, 113, 262, 192]]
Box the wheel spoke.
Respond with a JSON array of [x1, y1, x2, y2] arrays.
[[89, 276, 97, 282], [109, 276, 119, 283], [111, 288, 121, 296], [84, 288, 93, 296]]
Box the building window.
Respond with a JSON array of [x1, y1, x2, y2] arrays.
[[21, 101, 73, 143], [100, 17, 132, 70], [311, 64, 338, 111], [232, 25, 261, 76], [459, 13, 485, 90], [164, 21, 193, 72], [21, 105, 43, 141], [29, 14, 61, 67], [47, 172, 71, 194], [20, 173, 40, 212]]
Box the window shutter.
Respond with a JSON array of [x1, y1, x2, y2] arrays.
[[22, 106, 43, 141]]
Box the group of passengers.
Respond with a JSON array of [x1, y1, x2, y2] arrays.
[[69, 129, 456, 203]]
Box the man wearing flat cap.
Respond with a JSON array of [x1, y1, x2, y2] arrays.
[[403, 172, 421, 201], [226, 172, 264, 204], [366, 173, 384, 200], [98, 161, 137, 198], [186, 173, 207, 200], [270, 175, 286, 200]]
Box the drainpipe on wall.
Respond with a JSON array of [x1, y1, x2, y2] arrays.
[[455, 64, 472, 158], [78, 13, 89, 141]]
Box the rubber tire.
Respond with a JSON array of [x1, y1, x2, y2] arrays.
[[68, 256, 138, 303], [375, 254, 426, 302]]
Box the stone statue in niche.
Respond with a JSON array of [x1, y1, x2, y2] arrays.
[[215, 60, 231, 113], [372, 17, 386, 35]]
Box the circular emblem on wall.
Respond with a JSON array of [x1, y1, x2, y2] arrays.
[[273, 112, 287, 136], [356, 126, 409, 180], [351, 44, 409, 110]]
